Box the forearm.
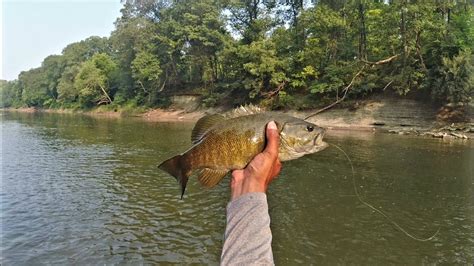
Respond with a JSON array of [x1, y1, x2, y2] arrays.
[[221, 192, 274, 265]]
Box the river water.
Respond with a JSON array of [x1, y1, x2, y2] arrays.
[[1, 111, 473, 264]]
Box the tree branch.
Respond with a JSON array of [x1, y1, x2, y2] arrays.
[[304, 66, 365, 120], [138, 80, 148, 94], [98, 84, 112, 104], [158, 73, 167, 92], [261, 81, 286, 98], [415, 31, 427, 71], [303, 54, 401, 120], [382, 80, 394, 91], [360, 54, 400, 66]]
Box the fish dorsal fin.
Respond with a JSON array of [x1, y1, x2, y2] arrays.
[[191, 114, 225, 144], [197, 168, 228, 188], [225, 104, 264, 119]]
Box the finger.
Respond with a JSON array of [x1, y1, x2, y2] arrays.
[[271, 159, 282, 178], [263, 121, 280, 159], [267, 165, 280, 186], [231, 169, 244, 181], [230, 170, 244, 191]]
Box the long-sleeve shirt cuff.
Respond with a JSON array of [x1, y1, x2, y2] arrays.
[[221, 192, 274, 265]]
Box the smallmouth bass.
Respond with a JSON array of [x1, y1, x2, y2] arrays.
[[158, 108, 328, 198]]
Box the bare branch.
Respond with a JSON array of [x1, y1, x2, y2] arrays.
[[302, 54, 401, 120], [98, 84, 112, 104], [158, 73, 167, 92], [415, 31, 427, 71], [360, 54, 400, 66], [261, 81, 286, 98], [304, 66, 365, 120], [382, 80, 394, 91], [138, 80, 148, 93]]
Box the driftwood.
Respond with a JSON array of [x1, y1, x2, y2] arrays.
[[304, 54, 400, 120]]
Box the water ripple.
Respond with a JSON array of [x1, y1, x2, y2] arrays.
[[1, 113, 473, 264]]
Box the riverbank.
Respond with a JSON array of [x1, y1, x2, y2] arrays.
[[3, 97, 473, 139], [298, 98, 474, 139], [4, 105, 473, 265], [2, 106, 206, 122]]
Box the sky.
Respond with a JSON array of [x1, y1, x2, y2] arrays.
[[1, 0, 124, 81]]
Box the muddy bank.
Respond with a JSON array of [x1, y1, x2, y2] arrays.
[[3, 97, 473, 140], [297, 98, 473, 139], [141, 108, 206, 122], [2, 106, 206, 122]]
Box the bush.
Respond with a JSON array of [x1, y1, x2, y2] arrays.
[[430, 50, 474, 104]]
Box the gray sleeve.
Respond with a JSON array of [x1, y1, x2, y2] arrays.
[[220, 192, 274, 266]]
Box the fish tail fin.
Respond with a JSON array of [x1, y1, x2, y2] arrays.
[[158, 155, 189, 199]]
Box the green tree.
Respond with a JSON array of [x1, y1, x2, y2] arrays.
[[57, 65, 80, 104], [6, 0, 474, 110], [41, 55, 66, 101], [220, 39, 287, 101], [110, 16, 158, 102], [431, 50, 474, 103], [225, 0, 274, 44], [62, 36, 111, 67], [131, 51, 162, 104], [18, 68, 50, 107], [74, 53, 117, 106], [0, 80, 22, 107]]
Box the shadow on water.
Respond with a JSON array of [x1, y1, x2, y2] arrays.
[[1, 111, 473, 264]]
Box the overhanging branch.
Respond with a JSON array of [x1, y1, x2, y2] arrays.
[[304, 66, 365, 120], [304, 54, 401, 120], [360, 54, 400, 66]]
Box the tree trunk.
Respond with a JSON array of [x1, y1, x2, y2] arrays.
[[358, 1, 367, 61], [98, 84, 112, 104], [400, 1, 409, 67], [415, 31, 427, 71]]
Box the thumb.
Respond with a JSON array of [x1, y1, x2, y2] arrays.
[[263, 121, 280, 158]]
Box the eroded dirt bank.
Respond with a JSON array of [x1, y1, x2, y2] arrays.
[[4, 97, 473, 139]]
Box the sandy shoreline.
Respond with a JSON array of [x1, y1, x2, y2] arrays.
[[2, 107, 206, 122], [0, 106, 387, 129], [3, 105, 472, 139]]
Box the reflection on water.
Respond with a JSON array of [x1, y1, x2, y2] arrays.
[[1, 112, 473, 264]]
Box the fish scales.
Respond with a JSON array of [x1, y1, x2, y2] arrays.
[[188, 127, 261, 169], [158, 111, 328, 198]]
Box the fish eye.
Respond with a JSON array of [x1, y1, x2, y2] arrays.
[[306, 125, 314, 132]]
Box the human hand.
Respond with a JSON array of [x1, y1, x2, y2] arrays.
[[230, 121, 282, 201]]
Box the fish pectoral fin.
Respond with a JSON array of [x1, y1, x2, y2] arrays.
[[191, 114, 225, 144], [197, 168, 228, 188]]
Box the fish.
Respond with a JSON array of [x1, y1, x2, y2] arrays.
[[158, 106, 328, 198]]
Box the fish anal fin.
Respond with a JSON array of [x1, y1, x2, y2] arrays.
[[191, 114, 225, 144], [197, 168, 228, 188]]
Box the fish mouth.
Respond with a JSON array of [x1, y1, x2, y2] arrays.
[[313, 130, 326, 146]]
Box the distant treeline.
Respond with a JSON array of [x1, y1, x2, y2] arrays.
[[1, 0, 473, 110]]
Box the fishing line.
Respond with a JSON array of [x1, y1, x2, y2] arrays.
[[329, 143, 440, 242]]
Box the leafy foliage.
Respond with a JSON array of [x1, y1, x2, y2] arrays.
[[2, 0, 473, 110], [74, 53, 117, 107], [430, 50, 474, 103]]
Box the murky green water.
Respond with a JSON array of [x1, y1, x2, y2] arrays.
[[1, 111, 473, 264]]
